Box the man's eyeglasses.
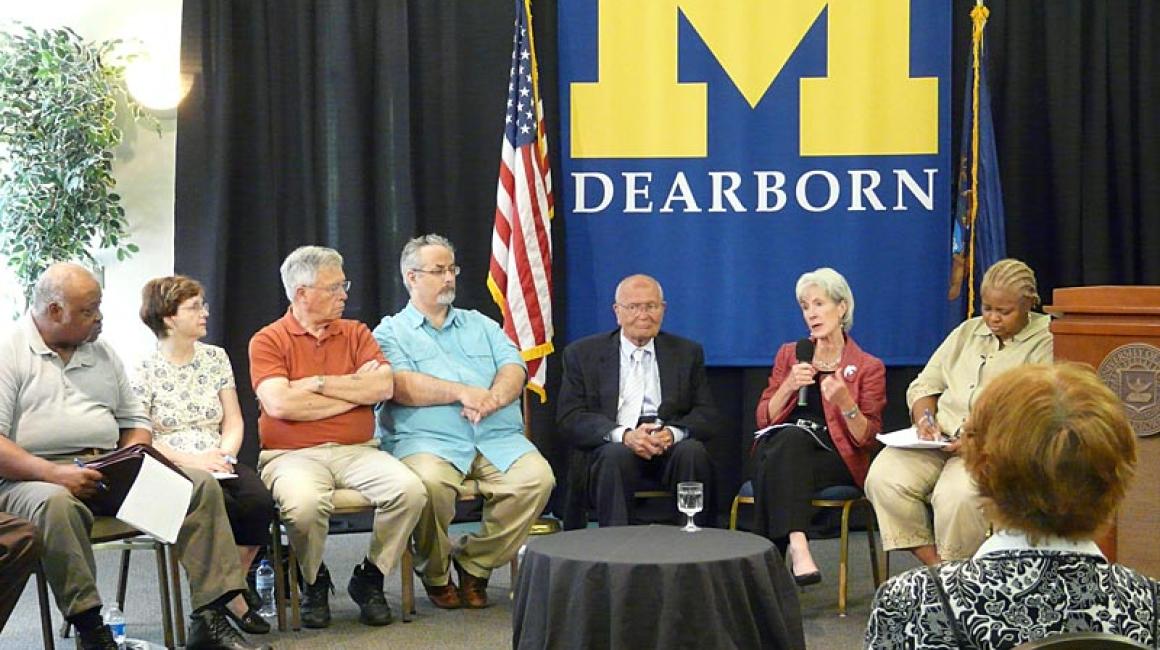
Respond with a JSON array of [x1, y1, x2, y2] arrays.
[[616, 302, 664, 315], [304, 280, 352, 294], [412, 265, 461, 277]]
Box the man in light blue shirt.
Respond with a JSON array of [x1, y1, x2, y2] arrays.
[[374, 234, 554, 610]]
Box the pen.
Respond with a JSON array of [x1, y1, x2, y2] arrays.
[[73, 458, 109, 491]]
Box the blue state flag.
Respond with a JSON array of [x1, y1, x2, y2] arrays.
[[949, 3, 1006, 317]]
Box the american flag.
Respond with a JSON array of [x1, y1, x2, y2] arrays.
[[488, 0, 554, 401]]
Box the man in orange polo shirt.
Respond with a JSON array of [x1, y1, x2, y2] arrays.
[[249, 246, 426, 629]]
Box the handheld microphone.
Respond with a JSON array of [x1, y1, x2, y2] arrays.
[[795, 338, 816, 407]]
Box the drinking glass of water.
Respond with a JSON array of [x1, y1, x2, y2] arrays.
[[677, 481, 703, 532]]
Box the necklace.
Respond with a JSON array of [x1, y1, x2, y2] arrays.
[[813, 350, 843, 371]]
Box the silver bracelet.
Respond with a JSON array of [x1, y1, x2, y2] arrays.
[[842, 405, 859, 420]]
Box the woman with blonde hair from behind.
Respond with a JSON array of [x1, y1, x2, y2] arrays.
[[865, 362, 1159, 649]]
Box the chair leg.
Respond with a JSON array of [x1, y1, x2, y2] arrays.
[[167, 544, 185, 647], [509, 554, 519, 601], [864, 503, 883, 587], [270, 522, 287, 632], [400, 546, 414, 623], [35, 564, 55, 650], [116, 546, 131, 611], [154, 543, 175, 650], [729, 497, 740, 530], [287, 534, 301, 631], [837, 500, 853, 617]]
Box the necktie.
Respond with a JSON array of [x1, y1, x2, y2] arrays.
[[617, 349, 648, 428]]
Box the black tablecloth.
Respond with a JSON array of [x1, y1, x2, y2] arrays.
[[512, 525, 804, 650]]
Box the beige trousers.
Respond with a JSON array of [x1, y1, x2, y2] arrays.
[[0, 467, 245, 616], [259, 441, 427, 585], [402, 451, 554, 584], [863, 446, 988, 561]]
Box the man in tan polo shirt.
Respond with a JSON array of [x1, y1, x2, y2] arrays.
[[250, 245, 425, 629]]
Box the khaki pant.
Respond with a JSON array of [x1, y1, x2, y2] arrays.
[[863, 446, 988, 561], [259, 441, 426, 585], [403, 451, 554, 584], [0, 468, 245, 616]]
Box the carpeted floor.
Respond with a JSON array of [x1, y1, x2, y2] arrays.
[[1, 527, 919, 649]]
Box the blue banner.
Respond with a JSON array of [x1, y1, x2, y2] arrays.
[[560, 1, 952, 366]]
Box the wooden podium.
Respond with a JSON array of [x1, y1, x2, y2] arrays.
[[1045, 286, 1160, 578]]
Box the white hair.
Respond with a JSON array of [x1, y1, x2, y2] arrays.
[[279, 246, 344, 301], [795, 267, 855, 331], [614, 274, 665, 303]]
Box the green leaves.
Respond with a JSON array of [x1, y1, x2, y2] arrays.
[[0, 25, 149, 299]]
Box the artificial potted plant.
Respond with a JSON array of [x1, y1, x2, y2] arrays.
[[0, 24, 155, 305]]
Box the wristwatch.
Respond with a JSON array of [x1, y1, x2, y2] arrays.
[[842, 405, 860, 420], [314, 375, 325, 392]]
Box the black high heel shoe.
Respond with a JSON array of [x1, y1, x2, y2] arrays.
[[787, 546, 822, 587], [223, 590, 271, 634], [792, 570, 822, 587]]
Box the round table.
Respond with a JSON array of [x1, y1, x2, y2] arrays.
[[512, 525, 804, 649]]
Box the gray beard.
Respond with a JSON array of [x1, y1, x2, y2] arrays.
[[436, 290, 456, 306]]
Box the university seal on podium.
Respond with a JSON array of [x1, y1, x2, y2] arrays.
[[1098, 343, 1160, 437]]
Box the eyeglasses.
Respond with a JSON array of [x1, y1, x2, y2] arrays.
[[304, 280, 351, 294], [178, 302, 209, 314], [616, 302, 664, 315], [412, 265, 461, 277]]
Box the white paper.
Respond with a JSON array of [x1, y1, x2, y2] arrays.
[[753, 424, 778, 438], [212, 472, 238, 480], [876, 426, 950, 449], [115, 454, 193, 544]]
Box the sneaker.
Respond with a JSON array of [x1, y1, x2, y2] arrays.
[[187, 608, 272, 650], [347, 560, 393, 626], [300, 562, 334, 629], [75, 624, 118, 650]]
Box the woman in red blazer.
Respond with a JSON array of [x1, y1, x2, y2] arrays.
[[752, 268, 886, 586]]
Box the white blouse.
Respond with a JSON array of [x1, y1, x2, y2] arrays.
[[131, 342, 235, 453]]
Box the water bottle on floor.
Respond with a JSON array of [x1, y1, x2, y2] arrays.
[[255, 559, 276, 618], [104, 604, 126, 647]]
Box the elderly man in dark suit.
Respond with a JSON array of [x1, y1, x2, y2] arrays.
[[557, 274, 719, 529]]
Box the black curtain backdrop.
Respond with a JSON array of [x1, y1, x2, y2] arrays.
[[950, 0, 1160, 291], [176, 0, 1159, 520]]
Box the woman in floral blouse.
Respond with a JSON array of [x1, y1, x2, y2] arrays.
[[133, 276, 275, 635], [865, 363, 1158, 649]]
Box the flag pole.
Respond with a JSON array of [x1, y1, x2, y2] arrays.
[[965, 1, 989, 317]]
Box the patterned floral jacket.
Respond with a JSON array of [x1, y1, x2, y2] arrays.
[[865, 532, 1159, 649]]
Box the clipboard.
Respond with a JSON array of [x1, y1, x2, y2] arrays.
[[80, 444, 189, 517], [80, 444, 193, 543]]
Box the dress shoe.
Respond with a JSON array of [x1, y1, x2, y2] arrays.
[[454, 559, 490, 609], [786, 546, 822, 587], [792, 570, 822, 587], [223, 599, 271, 635], [421, 579, 462, 609], [75, 624, 118, 650], [300, 562, 334, 629], [347, 561, 393, 626], [242, 588, 262, 612], [187, 608, 272, 650]]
